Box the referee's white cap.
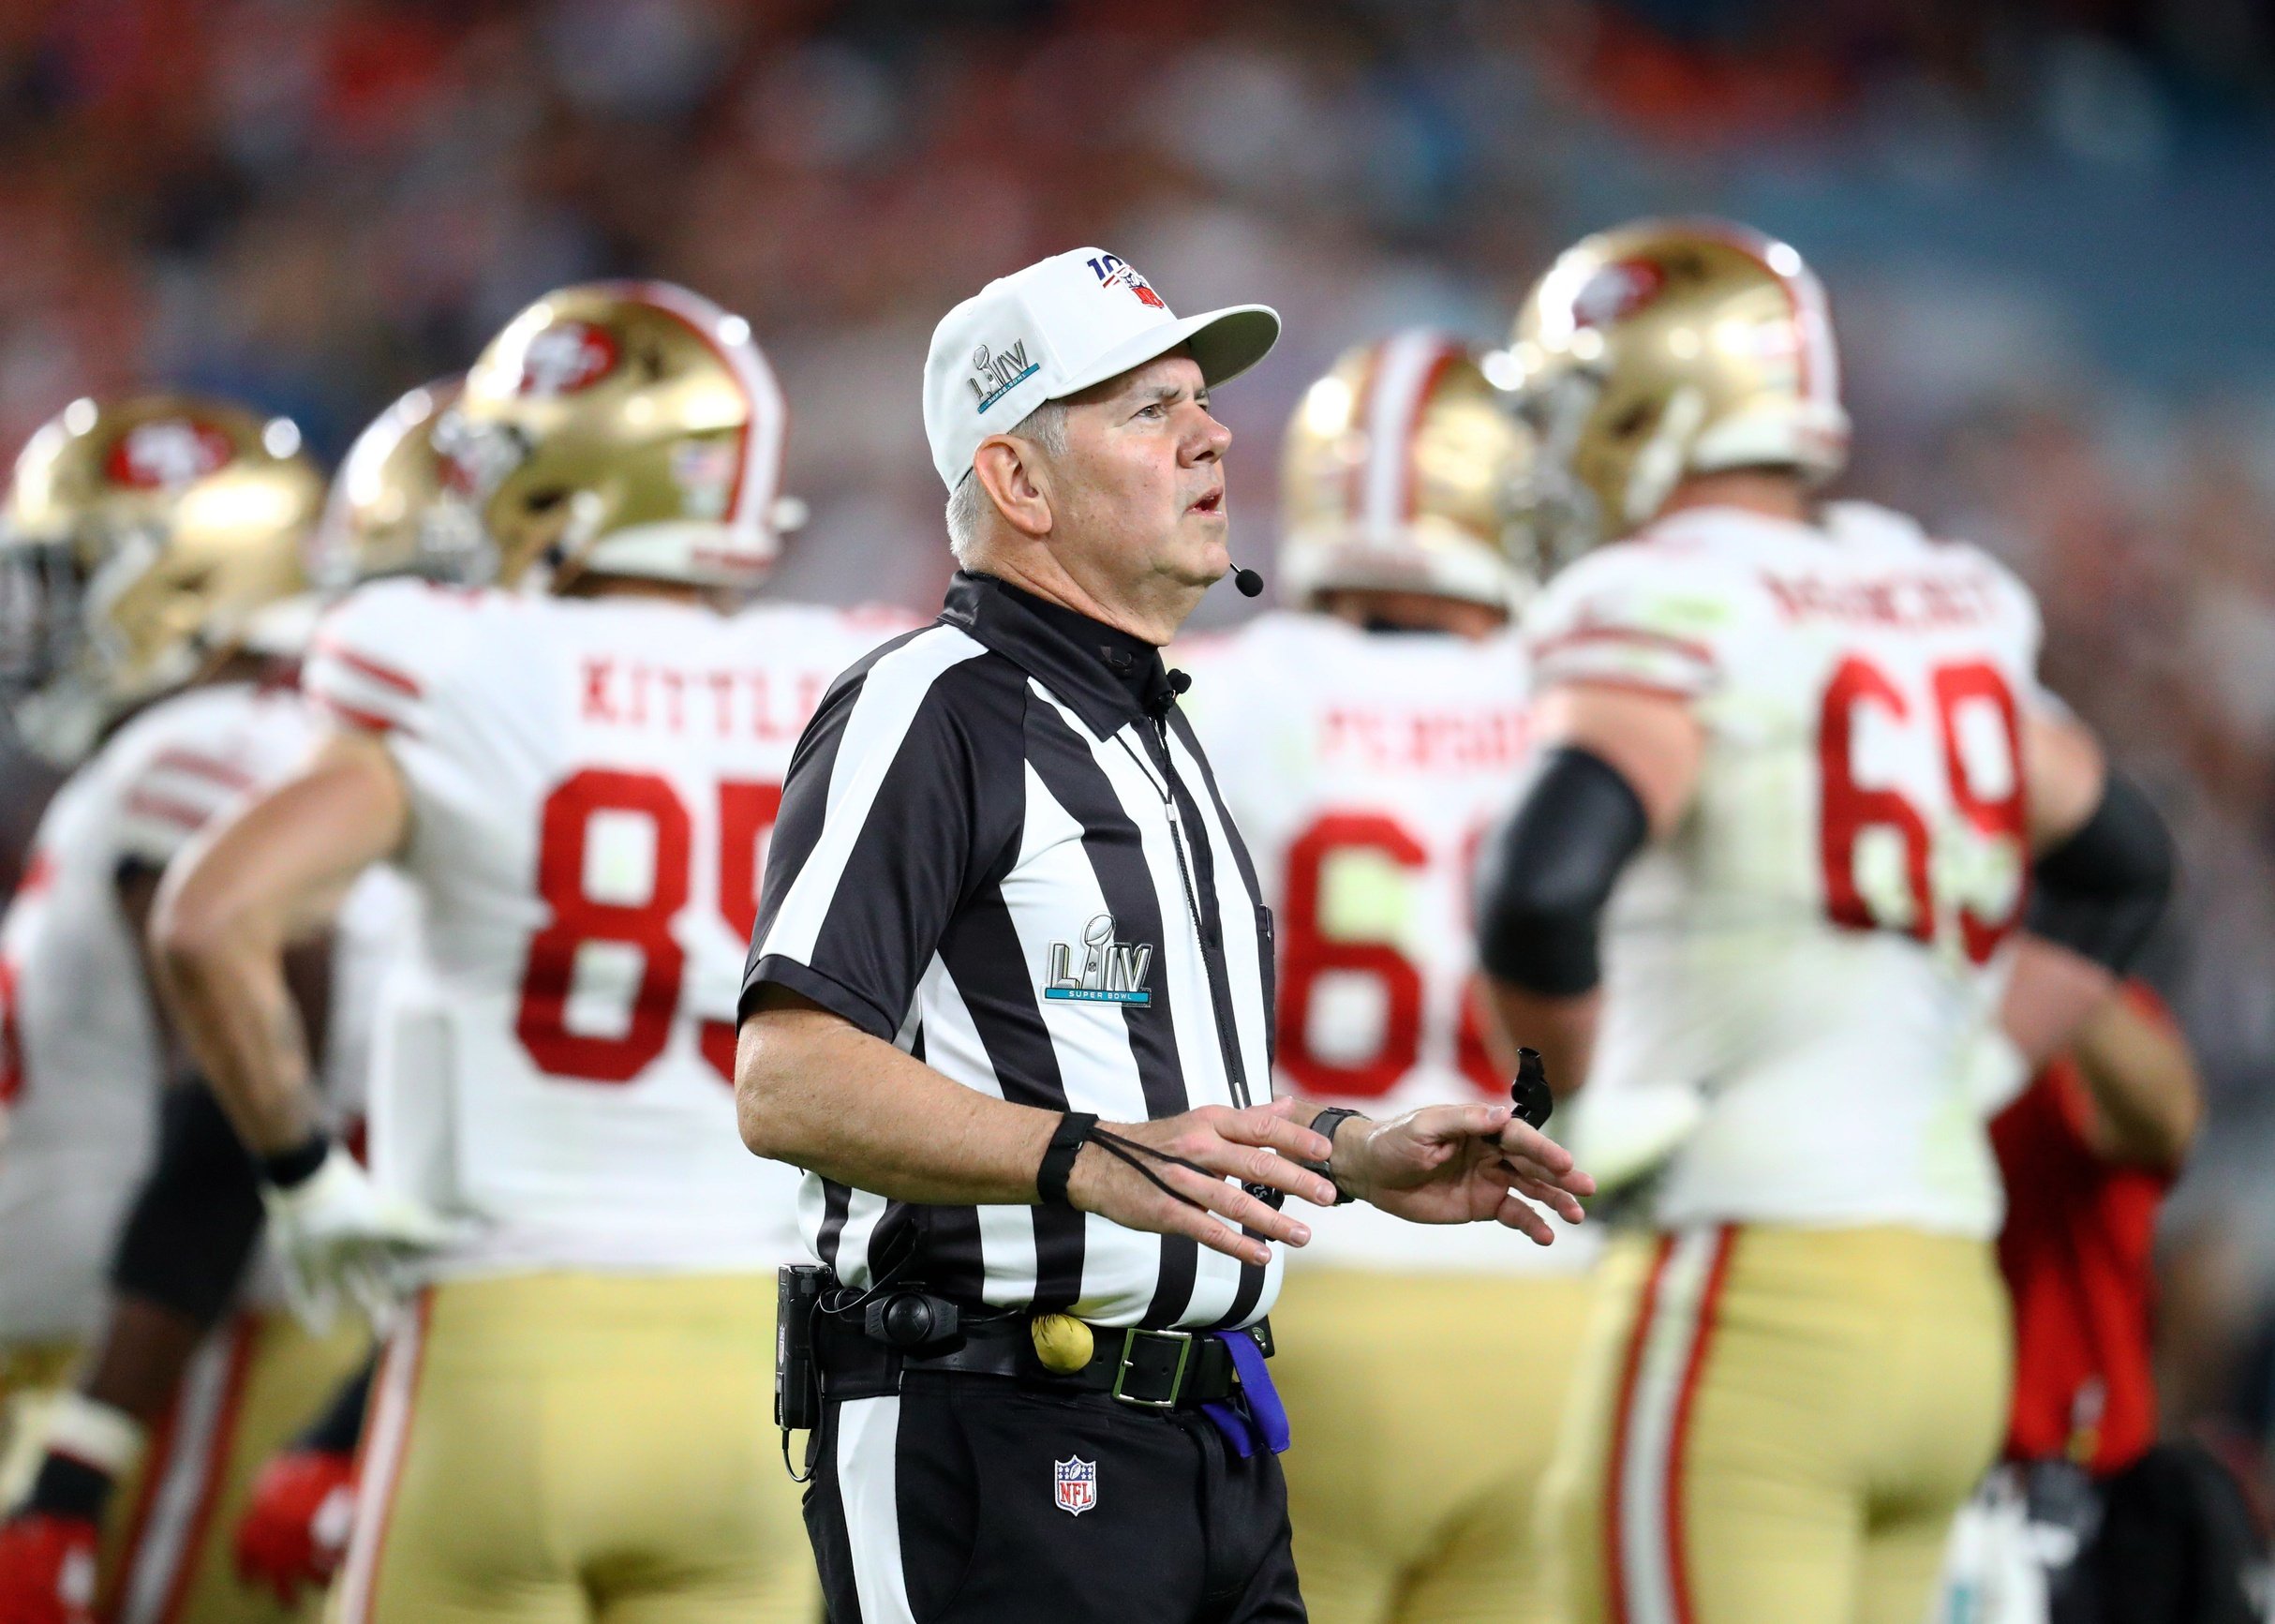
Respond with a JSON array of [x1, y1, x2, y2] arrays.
[[923, 247, 1280, 491]]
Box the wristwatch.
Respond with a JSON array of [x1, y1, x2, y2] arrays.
[[1305, 1108, 1363, 1205]]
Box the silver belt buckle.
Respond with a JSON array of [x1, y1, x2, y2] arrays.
[[1110, 1327, 1193, 1410]]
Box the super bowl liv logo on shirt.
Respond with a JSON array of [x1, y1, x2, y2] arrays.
[[967, 340, 1039, 414], [1045, 915, 1152, 1006]]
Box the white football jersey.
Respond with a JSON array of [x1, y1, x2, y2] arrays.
[[1180, 612, 1593, 1273], [1524, 501, 2045, 1238], [0, 682, 354, 1341], [304, 581, 907, 1279]]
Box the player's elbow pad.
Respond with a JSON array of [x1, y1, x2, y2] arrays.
[[2025, 770, 2174, 974], [1476, 747, 1651, 998]]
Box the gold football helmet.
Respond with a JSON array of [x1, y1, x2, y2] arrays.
[[1280, 330, 1538, 611], [0, 394, 320, 764], [307, 377, 479, 593], [439, 281, 791, 592], [1499, 217, 1849, 565]]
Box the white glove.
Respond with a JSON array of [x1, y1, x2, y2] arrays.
[[1563, 1077, 1703, 1198], [1935, 1468, 2052, 1624], [260, 1148, 457, 1330]]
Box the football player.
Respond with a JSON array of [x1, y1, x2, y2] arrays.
[[1178, 330, 1594, 1624], [152, 282, 900, 1624], [223, 378, 468, 1616], [1477, 219, 2173, 1624], [0, 395, 388, 1624], [1934, 982, 2226, 1620]]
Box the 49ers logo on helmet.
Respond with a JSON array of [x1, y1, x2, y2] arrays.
[[515, 321, 619, 396], [1570, 259, 1667, 329], [106, 419, 235, 490]]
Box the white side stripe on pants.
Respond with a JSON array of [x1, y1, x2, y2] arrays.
[[838, 1394, 918, 1624], [115, 1320, 248, 1624], [335, 1295, 428, 1624], [1612, 1227, 1733, 1624]]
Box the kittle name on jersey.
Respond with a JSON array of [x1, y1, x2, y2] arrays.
[[581, 657, 828, 739], [1319, 704, 1529, 773], [1760, 568, 2004, 631]]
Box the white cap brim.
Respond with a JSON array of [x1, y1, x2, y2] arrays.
[[1050, 304, 1282, 405]]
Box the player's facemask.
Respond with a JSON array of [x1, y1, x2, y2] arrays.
[[0, 538, 78, 702], [1502, 363, 1613, 577]]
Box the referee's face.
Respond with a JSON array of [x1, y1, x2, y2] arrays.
[[1050, 350, 1233, 638]]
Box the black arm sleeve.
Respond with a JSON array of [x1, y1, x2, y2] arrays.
[[107, 1080, 263, 1327], [294, 1357, 378, 1455], [1475, 746, 1652, 998], [2025, 769, 2174, 974]]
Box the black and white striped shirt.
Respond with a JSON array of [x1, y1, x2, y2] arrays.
[[742, 572, 1280, 1330]]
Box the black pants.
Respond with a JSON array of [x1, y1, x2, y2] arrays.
[[804, 1370, 1305, 1623]]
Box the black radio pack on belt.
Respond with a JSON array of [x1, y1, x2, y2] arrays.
[[865, 1290, 962, 1354], [775, 1264, 825, 1435]]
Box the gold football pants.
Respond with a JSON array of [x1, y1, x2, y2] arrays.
[[328, 1272, 813, 1624], [1271, 1267, 1595, 1624], [1541, 1226, 2009, 1624]]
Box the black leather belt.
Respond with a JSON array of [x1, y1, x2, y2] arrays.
[[813, 1301, 1273, 1412]]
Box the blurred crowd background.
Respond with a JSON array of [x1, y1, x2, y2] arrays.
[[5, 0, 2275, 1489]]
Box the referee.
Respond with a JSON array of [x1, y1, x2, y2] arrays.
[[734, 246, 1595, 1624]]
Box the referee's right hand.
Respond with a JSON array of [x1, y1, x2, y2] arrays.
[[1065, 1099, 1336, 1267]]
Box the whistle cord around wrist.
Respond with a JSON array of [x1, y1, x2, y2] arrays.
[[1035, 1111, 1212, 1214], [1086, 1125, 1212, 1214]]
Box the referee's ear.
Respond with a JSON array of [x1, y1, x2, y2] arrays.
[[972, 436, 1055, 541]]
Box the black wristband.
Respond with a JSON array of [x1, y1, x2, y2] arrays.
[[1307, 1108, 1362, 1205], [260, 1130, 331, 1191], [1035, 1112, 1097, 1207]]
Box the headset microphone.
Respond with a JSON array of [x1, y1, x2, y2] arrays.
[[1231, 565, 1264, 598]]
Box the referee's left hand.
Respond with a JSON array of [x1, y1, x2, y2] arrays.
[[1339, 1106, 1596, 1244]]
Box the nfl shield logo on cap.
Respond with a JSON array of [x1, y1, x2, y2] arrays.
[[1052, 1455, 1098, 1516]]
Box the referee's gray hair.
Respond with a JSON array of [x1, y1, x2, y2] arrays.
[[945, 399, 1070, 564]]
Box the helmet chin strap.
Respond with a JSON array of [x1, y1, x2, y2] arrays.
[[1624, 386, 1707, 529], [538, 491, 609, 597]]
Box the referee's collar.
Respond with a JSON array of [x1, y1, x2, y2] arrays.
[[942, 572, 1180, 738]]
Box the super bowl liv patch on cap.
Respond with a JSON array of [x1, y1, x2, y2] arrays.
[[923, 247, 1281, 490]]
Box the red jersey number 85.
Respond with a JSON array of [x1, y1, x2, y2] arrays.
[[513, 768, 781, 1086]]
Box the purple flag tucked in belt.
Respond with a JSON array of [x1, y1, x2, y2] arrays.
[[1199, 1330, 1290, 1458]]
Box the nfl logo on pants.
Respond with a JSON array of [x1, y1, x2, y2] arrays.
[[1054, 1456, 1097, 1516]]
